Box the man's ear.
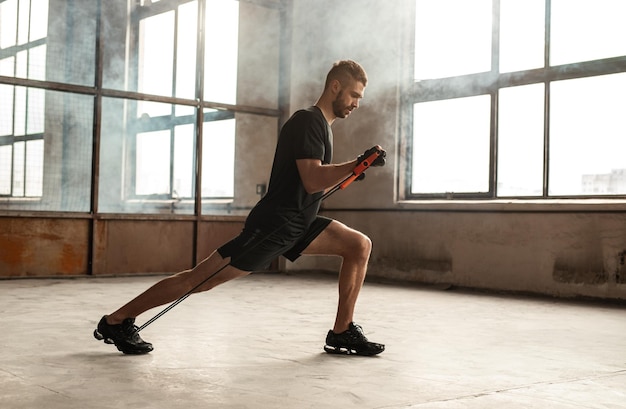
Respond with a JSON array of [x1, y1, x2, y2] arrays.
[[330, 79, 342, 94]]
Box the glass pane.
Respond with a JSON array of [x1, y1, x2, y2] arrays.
[[136, 11, 175, 117], [173, 124, 194, 199], [0, 145, 11, 195], [202, 118, 235, 197], [0, 84, 14, 135], [497, 84, 544, 196], [41, 91, 93, 211], [101, 2, 134, 91], [98, 97, 126, 212], [102, 2, 189, 96], [204, 0, 239, 104], [236, 1, 280, 109], [17, 0, 29, 46], [136, 130, 171, 195], [412, 95, 491, 194], [25, 139, 44, 196], [28, 44, 46, 81], [549, 73, 626, 195], [0, 0, 18, 49], [12, 141, 25, 196], [0, 90, 93, 211], [27, 87, 45, 134], [551, 0, 626, 66], [15, 49, 26, 77], [176, 1, 198, 100], [499, 0, 545, 73], [4, 0, 97, 86], [14, 86, 26, 136], [99, 98, 196, 214], [0, 56, 14, 76], [29, 0, 49, 41], [138, 11, 175, 97], [415, 0, 492, 80]]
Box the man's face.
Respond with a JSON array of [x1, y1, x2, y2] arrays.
[[332, 79, 365, 119]]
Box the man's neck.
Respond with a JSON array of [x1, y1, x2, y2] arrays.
[[314, 98, 336, 125]]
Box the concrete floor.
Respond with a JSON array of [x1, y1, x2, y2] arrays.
[[1, 272, 625, 409]]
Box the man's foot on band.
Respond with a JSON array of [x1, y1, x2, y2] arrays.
[[93, 316, 153, 355], [324, 322, 385, 356]]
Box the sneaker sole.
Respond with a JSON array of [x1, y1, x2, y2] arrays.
[[324, 344, 384, 356], [93, 329, 115, 344]]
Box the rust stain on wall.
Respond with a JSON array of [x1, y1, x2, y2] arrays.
[[0, 218, 88, 276], [0, 236, 26, 266], [59, 243, 84, 273]]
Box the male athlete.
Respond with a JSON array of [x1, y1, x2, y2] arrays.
[[94, 60, 386, 356]]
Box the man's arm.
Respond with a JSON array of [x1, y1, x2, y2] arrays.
[[296, 158, 358, 194]]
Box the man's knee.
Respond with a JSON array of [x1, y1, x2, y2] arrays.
[[346, 230, 372, 259]]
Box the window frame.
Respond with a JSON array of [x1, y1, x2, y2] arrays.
[[127, 0, 238, 203], [0, 0, 283, 215], [0, 0, 47, 198], [404, 0, 626, 201]]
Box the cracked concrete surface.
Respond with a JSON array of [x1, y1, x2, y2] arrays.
[[1, 272, 625, 408]]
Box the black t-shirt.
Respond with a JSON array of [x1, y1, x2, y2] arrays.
[[244, 106, 332, 239]]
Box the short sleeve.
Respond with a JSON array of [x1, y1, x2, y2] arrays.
[[292, 111, 327, 161]]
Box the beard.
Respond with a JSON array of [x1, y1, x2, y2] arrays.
[[332, 90, 351, 118]]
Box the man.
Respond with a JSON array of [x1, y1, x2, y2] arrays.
[[94, 60, 386, 356]]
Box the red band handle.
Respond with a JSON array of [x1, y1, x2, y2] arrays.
[[340, 145, 382, 189]]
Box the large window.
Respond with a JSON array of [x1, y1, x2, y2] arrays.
[[100, 0, 239, 212], [409, 0, 626, 199], [0, 0, 49, 198], [0, 0, 281, 214]]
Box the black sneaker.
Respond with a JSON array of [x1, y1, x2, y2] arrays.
[[93, 316, 153, 355], [324, 322, 385, 356]]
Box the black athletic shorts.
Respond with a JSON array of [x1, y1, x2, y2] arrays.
[[217, 216, 333, 271]]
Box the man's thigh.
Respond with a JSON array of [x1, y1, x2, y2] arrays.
[[301, 219, 366, 256]]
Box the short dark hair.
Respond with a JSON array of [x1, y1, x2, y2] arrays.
[[324, 60, 368, 89]]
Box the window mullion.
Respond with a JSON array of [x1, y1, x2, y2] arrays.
[[490, 91, 498, 198], [491, 0, 500, 198], [543, 0, 550, 197], [194, 0, 206, 212], [170, 7, 179, 199]]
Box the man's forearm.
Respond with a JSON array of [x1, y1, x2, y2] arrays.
[[297, 159, 358, 194]]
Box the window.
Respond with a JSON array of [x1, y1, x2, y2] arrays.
[[549, 73, 626, 196], [204, 0, 239, 105], [497, 83, 545, 196], [408, 0, 626, 199], [414, 0, 492, 80], [0, 0, 280, 214], [97, 0, 240, 213], [0, 0, 49, 198], [129, 0, 239, 205], [202, 115, 235, 197], [412, 95, 491, 195]]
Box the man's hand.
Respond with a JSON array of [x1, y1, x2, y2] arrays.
[[357, 146, 386, 167], [351, 145, 385, 183]]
